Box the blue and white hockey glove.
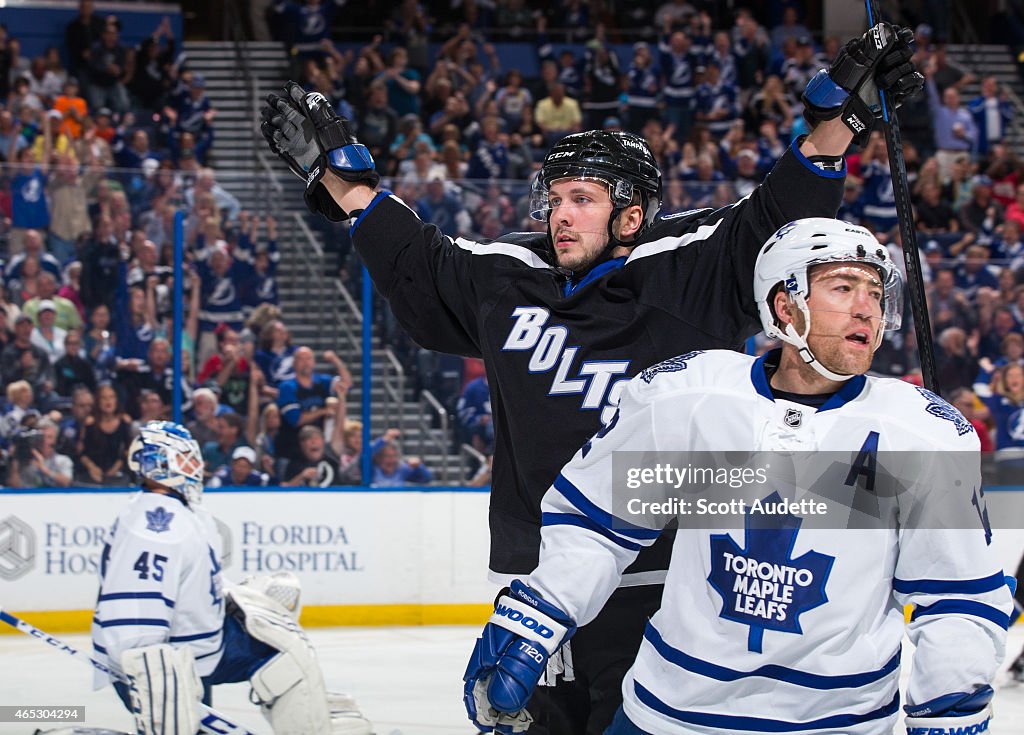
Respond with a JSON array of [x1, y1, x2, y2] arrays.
[[802, 22, 922, 146], [904, 685, 993, 735], [464, 580, 576, 733]]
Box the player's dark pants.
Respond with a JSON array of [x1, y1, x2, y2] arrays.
[[113, 612, 276, 708], [604, 706, 650, 734], [525, 584, 663, 735]]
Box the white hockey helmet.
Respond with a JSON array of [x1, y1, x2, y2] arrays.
[[128, 421, 205, 505], [754, 218, 904, 381]]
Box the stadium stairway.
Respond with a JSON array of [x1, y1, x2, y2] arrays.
[[945, 45, 1024, 155], [181, 40, 467, 482]]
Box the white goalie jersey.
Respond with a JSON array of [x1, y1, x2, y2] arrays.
[[92, 491, 226, 686], [528, 349, 1012, 735]]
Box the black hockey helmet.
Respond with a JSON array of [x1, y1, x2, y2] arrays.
[[530, 131, 663, 238]]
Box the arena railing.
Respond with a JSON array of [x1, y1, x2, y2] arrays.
[[461, 442, 487, 485], [418, 389, 451, 485]]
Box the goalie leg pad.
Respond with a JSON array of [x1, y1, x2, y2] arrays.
[[227, 585, 332, 734], [120, 644, 202, 735], [238, 572, 303, 620]]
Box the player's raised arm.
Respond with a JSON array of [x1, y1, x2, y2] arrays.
[[261, 83, 484, 356], [799, 22, 923, 158]]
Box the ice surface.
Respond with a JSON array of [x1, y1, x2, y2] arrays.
[[3, 624, 1024, 734]]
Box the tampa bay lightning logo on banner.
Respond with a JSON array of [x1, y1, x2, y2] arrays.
[[640, 351, 704, 384], [915, 386, 974, 436], [707, 492, 833, 653]]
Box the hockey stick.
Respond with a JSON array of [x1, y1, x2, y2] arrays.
[[865, 1, 940, 393], [0, 606, 260, 735]]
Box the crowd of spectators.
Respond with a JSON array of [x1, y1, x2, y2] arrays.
[[3, 1, 1024, 485], [269, 2, 1024, 479], [0, 2, 438, 489]]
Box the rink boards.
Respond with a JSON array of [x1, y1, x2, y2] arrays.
[[0, 487, 495, 631], [3, 486, 1024, 633]]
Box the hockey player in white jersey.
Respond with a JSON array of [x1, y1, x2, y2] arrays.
[[92, 420, 371, 735], [463, 219, 1013, 734]]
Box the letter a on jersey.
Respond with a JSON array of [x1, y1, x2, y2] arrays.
[[707, 492, 834, 653]]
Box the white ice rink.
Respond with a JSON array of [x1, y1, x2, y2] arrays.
[[3, 624, 1024, 734]]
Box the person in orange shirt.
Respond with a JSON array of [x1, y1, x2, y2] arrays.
[[54, 77, 88, 139]]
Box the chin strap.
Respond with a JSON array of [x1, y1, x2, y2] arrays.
[[781, 293, 857, 383]]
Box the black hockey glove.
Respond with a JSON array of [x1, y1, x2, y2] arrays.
[[261, 88, 348, 221], [261, 89, 319, 180], [802, 23, 923, 146], [282, 81, 381, 189]]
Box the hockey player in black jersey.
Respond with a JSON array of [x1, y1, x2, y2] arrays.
[[261, 23, 922, 734]]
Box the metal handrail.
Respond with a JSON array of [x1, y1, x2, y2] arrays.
[[254, 148, 285, 224], [419, 389, 451, 484], [292, 209, 325, 258], [381, 348, 406, 449], [334, 279, 363, 325], [461, 443, 488, 486], [324, 281, 360, 354], [256, 151, 284, 195], [288, 212, 327, 344]]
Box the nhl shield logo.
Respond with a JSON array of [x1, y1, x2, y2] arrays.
[[783, 408, 803, 428]]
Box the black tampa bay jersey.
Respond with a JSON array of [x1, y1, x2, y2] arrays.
[[350, 140, 844, 580]]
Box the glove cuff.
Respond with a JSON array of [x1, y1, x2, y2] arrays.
[[328, 144, 376, 172], [802, 70, 874, 146], [488, 581, 575, 656], [302, 158, 349, 221], [802, 70, 850, 121], [327, 144, 382, 189], [904, 686, 995, 718], [903, 705, 991, 734]]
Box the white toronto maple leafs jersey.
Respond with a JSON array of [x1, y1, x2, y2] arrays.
[[92, 491, 225, 686], [529, 349, 1012, 735]]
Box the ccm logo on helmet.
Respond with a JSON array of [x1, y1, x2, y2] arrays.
[[547, 150, 575, 160], [494, 604, 556, 638]]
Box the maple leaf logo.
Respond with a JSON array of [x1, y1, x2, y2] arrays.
[[915, 386, 974, 436], [639, 351, 704, 384], [707, 492, 833, 653], [145, 506, 174, 533]]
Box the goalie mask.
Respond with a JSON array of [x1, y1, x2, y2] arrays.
[[128, 421, 205, 506], [754, 218, 904, 382], [529, 131, 663, 245]]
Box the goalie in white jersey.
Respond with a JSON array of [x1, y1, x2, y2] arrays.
[[464, 219, 1013, 735], [92, 420, 371, 735]]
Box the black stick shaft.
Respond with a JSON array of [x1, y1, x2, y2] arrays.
[[866, 1, 940, 393]]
